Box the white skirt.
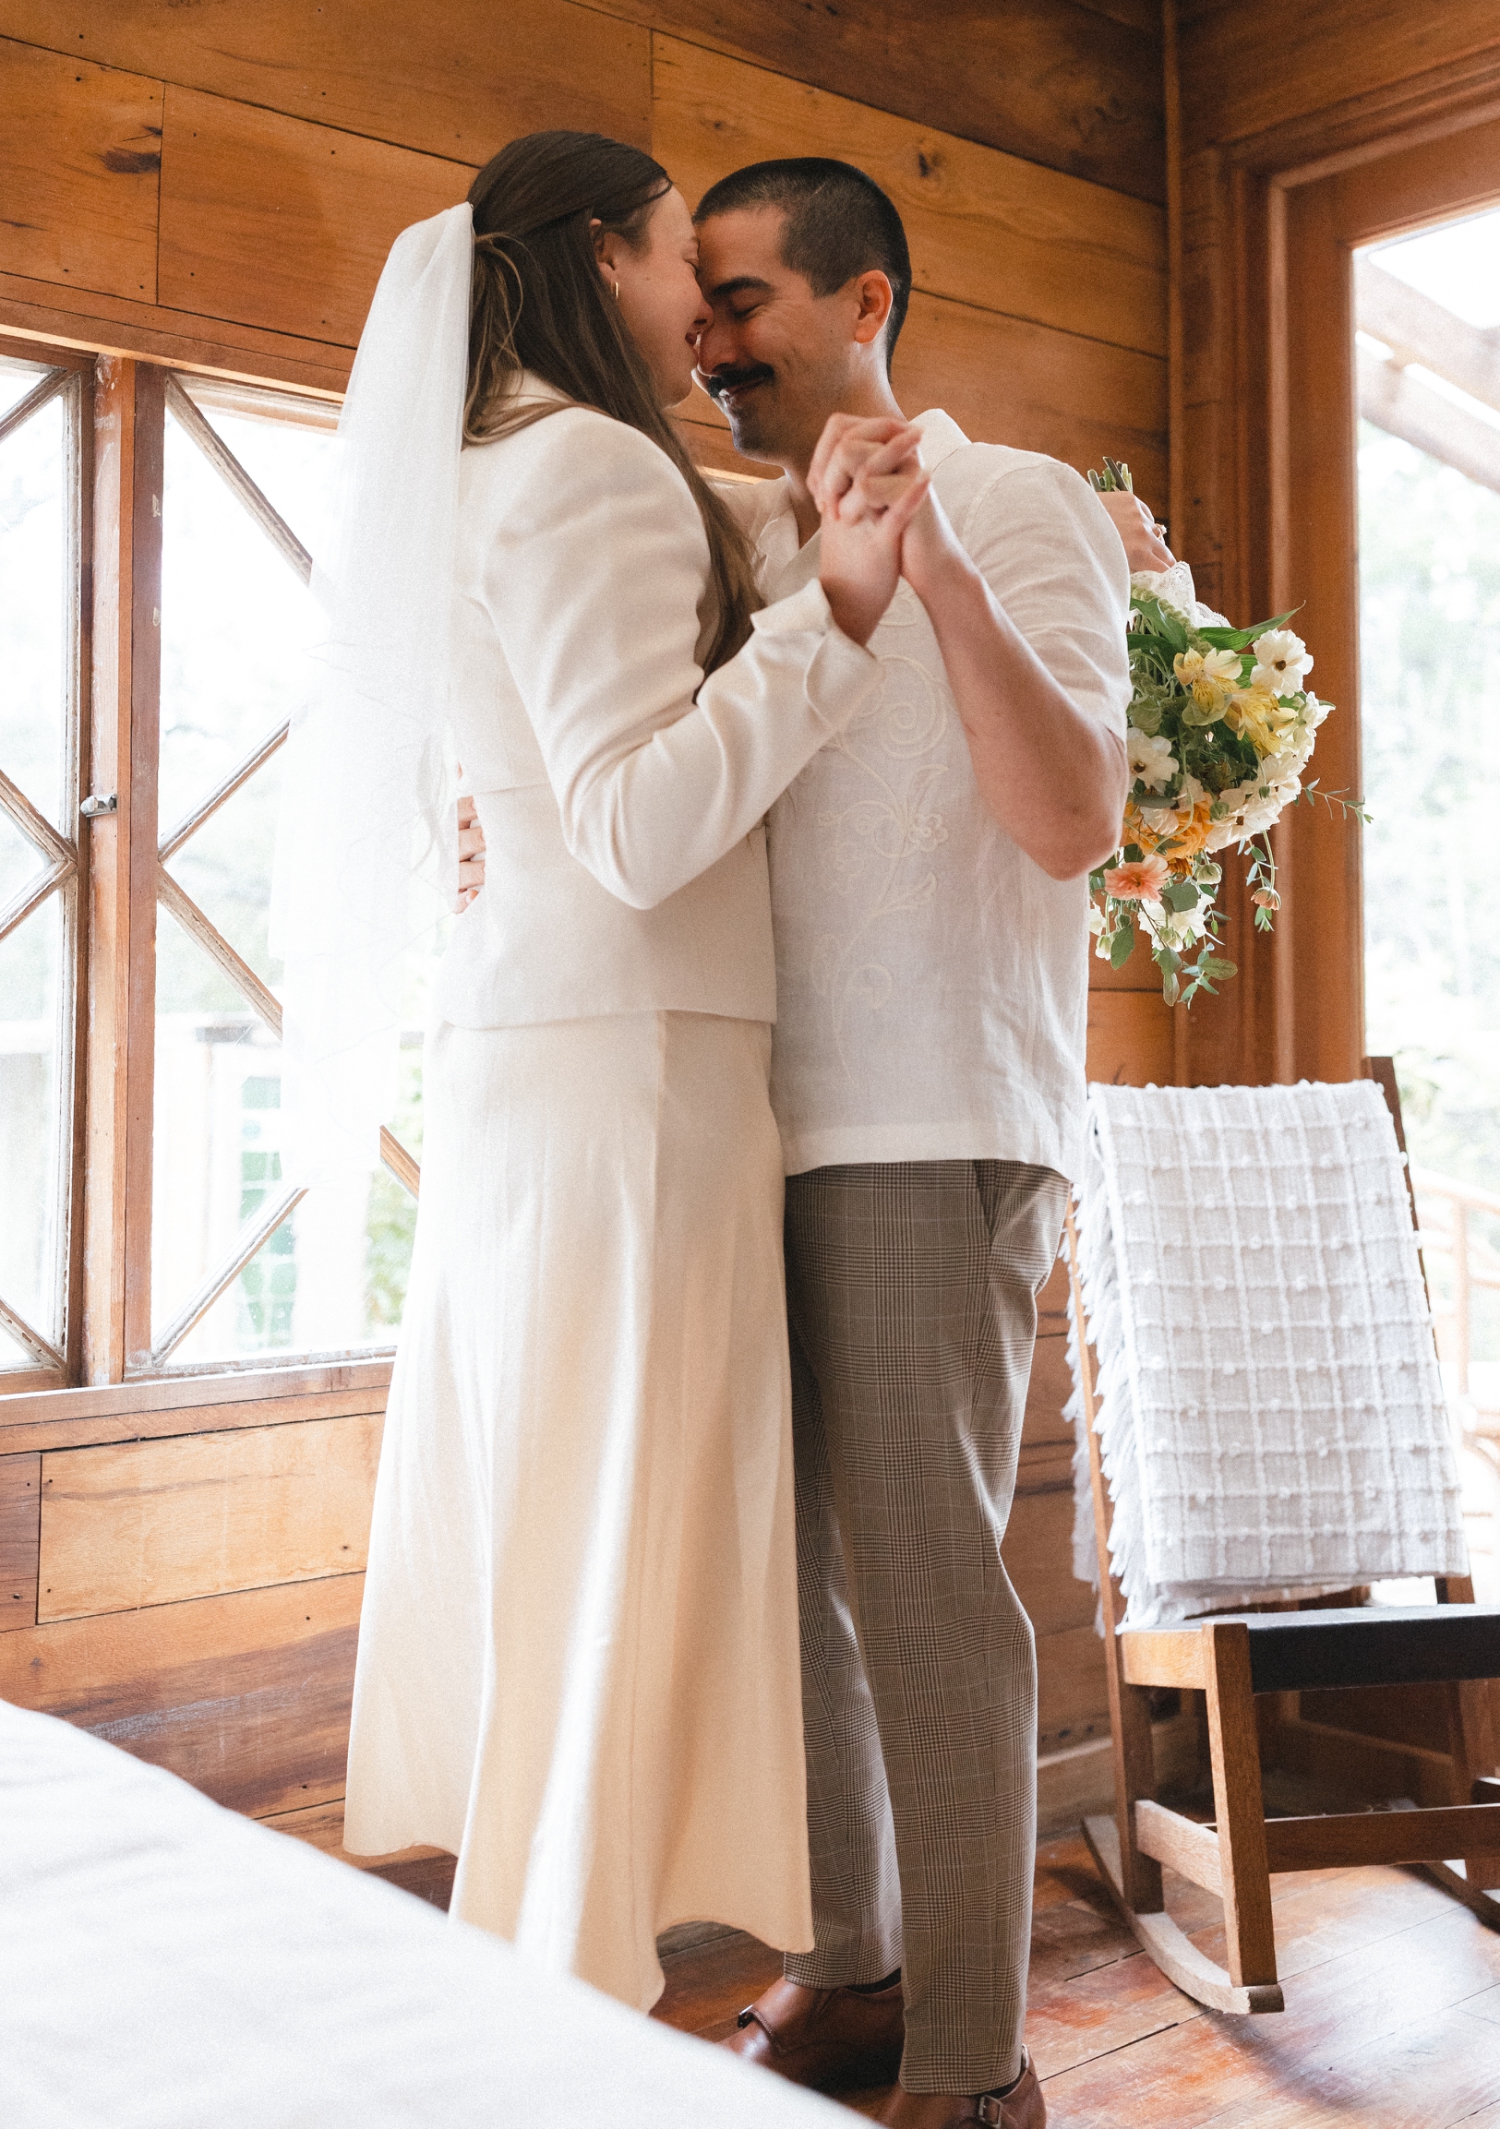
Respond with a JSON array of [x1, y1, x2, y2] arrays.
[[343, 1011, 812, 2009]]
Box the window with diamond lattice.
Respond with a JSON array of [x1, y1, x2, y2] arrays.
[[147, 373, 427, 1373], [0, 350, 430, 1390]]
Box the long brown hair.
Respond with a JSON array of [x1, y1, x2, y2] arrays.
[[465, 131, 757, 673]]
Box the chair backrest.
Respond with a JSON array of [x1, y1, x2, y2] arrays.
[[1067, 1074, 1468, 1627]]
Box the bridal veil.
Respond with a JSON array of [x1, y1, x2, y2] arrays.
[[272, 202, 472, 1179]]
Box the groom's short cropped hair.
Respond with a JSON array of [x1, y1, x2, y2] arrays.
[[694, 159, 913, 373]]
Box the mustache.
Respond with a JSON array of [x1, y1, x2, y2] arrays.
[[700, 363, 775, 403]]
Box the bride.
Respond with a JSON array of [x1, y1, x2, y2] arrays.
[[278, 130, 930, 2013]]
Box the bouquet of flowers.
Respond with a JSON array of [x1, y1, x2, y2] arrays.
[[1087, 459, 1350, 1008]]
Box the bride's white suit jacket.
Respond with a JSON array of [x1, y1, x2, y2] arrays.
[[436, 379, 879, 1033]]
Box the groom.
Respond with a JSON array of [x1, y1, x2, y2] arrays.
[[687, 160, 1135, 2129]]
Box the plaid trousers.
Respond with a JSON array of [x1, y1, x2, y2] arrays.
[[782, 1159, 1067, 2095]]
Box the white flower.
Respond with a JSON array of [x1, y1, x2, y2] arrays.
[[1143, 900, 1208, 950], [1087, 901, 1106, 936], [1250, 628, 1313, 694], [1301, 690, 1331, 728], [1127, 728, 1178, 791]]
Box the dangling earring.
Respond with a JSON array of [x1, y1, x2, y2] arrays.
[[612, 279, 621, 302]]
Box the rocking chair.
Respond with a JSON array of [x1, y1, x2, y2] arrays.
[[1064, 1059, 1500, 2014]]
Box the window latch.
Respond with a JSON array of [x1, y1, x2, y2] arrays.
[[80, 793, 118, 817]]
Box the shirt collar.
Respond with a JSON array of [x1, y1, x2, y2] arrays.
[[730, 407, 969, 597], [910, 406, 971, 469], [735, 406, 970, 538]]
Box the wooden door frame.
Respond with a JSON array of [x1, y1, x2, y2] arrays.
[[1167, 31, 1500, 1088]]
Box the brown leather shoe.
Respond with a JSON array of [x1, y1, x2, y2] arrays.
[[873, 2051, 1044, 2129], [721, 1973, 904, 2090]]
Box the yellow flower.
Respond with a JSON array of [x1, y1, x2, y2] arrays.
[[1225, 684, 1293, 756], [1126, 796, 1216, 861], [1173, 647, 1242, 719]]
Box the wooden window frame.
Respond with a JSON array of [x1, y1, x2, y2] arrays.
[[2, 343, 416, 1406], [1168, 23, 1500, 1090], [0, 336, 94, 1397]]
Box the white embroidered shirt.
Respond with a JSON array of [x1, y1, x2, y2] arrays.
[[728, 410, 1131, 1181]]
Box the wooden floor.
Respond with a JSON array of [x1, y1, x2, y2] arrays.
[[650, 1833, 1500, 2127]]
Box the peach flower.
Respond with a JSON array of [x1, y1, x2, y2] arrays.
[[1103, 854, 1169, 904]]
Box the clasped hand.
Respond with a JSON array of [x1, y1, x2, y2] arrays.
[[808, 415, 948, 642], [811, 414, 945, 646]]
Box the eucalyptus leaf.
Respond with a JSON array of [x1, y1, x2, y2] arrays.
[[1128, 593, 1189, 654], [1162, 880, 1199, 912], [1109, 925, 1137, 970]]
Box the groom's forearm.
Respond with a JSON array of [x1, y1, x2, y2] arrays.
[[912, 547, 1127, 880]]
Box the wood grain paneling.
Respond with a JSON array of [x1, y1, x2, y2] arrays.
[[1181, 1, 1500, 157], [0, 2, 651, 163], [1089, 932, 1170, 989], [894, 292, 1168, 500], [1086, 986, 1175, 1086], [0, 37, 161, 301], [0, 1382, 387, 1460], [157, 87, 473, 347], [1036, 1622, 1113, 1754], [0, 1572, 362, 1815], [0, 267, 352, 396], [653, 38, 1166, 357], [37, 1412, 382, 1620], [0, 1452, 40, 1630], [632, 2, 1165, 202]]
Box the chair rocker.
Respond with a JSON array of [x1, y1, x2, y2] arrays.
[[1063, 1068, 1500, 2017]]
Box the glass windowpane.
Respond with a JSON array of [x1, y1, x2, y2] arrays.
[[154, 386, 431, 1366], [0, 374, 68, 830], [0, 805, 50, 910], [182, 389, 339, 563], [158, 408, 325, 837], [0, 893, 67, 1344]]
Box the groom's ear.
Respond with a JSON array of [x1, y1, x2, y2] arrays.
[[850, 271, 895, 349]]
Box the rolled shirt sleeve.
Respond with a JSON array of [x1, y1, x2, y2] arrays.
[[955, 456, 1132, 738]]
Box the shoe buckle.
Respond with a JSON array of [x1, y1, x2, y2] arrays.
[[735, 2006, 755, 2028], [976, 2099, 1004, 2126]]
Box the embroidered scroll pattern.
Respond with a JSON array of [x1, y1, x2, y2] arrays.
[[804, 587, 956, 1068]]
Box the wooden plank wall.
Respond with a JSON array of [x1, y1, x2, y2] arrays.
[[0, 0, 1173, 1835], [0, 1369, 385, 1818]]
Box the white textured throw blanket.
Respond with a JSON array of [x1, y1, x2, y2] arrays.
[[1068, 1079, 1468, 1626]]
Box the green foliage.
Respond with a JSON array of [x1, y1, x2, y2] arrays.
[[1089, 457, 1135, 493]]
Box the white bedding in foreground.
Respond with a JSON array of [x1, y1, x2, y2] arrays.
[[0, 1696, 841, 2128]]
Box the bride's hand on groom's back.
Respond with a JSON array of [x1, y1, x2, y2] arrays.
[[456, 790, 486, 911], [811, 414, 931, 647]]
